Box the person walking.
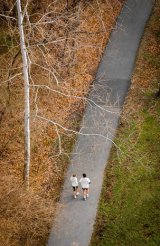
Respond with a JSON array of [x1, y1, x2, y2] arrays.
[[79, 173, 91, 200], [70, 174, 79, 198]]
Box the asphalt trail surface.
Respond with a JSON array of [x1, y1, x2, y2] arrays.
[[48, 1, 154, 245]]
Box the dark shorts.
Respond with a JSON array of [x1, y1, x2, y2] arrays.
[[82, 188, 89, 191], [72, 186, 78, 191]]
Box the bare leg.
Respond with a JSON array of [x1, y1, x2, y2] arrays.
[[86, 188, 89, 197], [76, 187, 79, 195], [74, 190, 77, 197], [83, 189, 87, 200], [73, 187, 77, 198]]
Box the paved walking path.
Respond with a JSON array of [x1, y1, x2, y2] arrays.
[[48, 1, 154, 246]]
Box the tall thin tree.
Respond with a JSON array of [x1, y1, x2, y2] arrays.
[[16, 0, 30, 187]]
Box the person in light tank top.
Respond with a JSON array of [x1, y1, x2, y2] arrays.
[[79, 173, 91, 200], [70, 174, 79, 198]]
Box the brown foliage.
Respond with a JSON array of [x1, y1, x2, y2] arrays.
[[0, 0, 124, 245]]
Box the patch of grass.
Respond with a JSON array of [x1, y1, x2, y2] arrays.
[[91, 99, 160, 246], [143, 52, 160, 68]]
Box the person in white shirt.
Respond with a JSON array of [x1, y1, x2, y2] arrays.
[[79, 173, 91, 200], [70, 174, 79, 198]]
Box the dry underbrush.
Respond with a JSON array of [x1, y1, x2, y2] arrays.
[[0, 177, 55, 246], [0, 0, 124, 245]]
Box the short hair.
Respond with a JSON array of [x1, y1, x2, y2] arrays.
[[83, 173, 86, 178], [73, 174, 76, 177]]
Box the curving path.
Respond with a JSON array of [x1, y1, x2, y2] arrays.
[[48, 1, 154, 246]]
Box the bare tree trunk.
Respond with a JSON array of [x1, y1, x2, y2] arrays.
[[16, 0, 30, 187]]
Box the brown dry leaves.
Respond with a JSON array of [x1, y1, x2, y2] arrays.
[[0, 0, 124, 245]]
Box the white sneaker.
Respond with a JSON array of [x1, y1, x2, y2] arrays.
[[83, 196, 86, 201], [86, 194, 89, 198], [74, 195, 77, 199]]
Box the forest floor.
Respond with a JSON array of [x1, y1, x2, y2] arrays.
[[0, 1, 124, 245], [90, 1, 160, 245]]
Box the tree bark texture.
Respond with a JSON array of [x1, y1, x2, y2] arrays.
[[16, 0, 30, 187]]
